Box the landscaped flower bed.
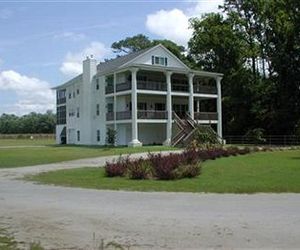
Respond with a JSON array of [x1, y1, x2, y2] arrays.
[[104, 146, 259, 180]]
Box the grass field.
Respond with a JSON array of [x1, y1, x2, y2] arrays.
[[0, 138, 55, 146], [27, 149, 300, 193], [0, 144, 175, 168]]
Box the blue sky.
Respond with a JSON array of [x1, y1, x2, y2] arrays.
[[0, 0, 222, 115]]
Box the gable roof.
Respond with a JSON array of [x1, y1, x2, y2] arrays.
[[96, 46, 153, 75], [120, 44, 190, 70], [52, 74, 82, 90], [96, 44, 190, 75]]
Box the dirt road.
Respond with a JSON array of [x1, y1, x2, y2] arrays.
[[0, 153, 300, 249]]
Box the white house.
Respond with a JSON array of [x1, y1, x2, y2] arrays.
[[54, 44, 223, 147]]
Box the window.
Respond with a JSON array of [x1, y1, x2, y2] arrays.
[[57, 89, 66, 105], [69, 93, 71, 99], [77, 89, 79, 95], [152, 56, 168, 66], [56, 106, 66, 125], [97, 130, 100, 142], [68, 109, 75, 117], [96, 104, 100, 116], [77, 131, 80, 141], [107, 103, 113, 113], [76, 107, 80, 118], [96, 79, 99, 90]]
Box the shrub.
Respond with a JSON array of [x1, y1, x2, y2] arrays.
[[127, 159, 152, 179], [104, 156, 130, 177], [106, 128, 117, 146], [181, 149, 199, 165], [226, 146, 240, 156], [237, 147, 251, 155], [173, 163, 202, 179], [149, 153, 181, 180]]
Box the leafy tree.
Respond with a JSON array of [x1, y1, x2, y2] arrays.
[[106, 128, 117, 146], [0, 111, 56, 134], [111, 34, 152, 54]]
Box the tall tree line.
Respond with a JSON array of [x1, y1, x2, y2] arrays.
[[0, 111, 55, 134], [111, 0, 300, 136]]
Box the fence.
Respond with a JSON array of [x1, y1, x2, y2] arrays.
[[0, 134, 55, 139], [224, 135, 300, 146]]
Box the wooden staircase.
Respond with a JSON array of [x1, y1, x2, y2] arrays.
[[172, 112, 197, 146], [171, 112, 222, 146]]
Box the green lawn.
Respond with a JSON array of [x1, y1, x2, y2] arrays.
[[0, 145, 175, 168], [27, 150, 300, 193]]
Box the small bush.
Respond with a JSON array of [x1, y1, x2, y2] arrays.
[[127, 159, 152, 179], [149, 153, 181, 180], [173, 163, 202, 179], [104, 156, 130, 177]]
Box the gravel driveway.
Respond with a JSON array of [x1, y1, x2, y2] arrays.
[[0, 152, 300, 249]]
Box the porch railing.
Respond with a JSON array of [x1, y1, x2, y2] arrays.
[[116, 111, 132, 120], [116, 82, 132, 92], [137, 80, 167, 91], [194, 85, 217, 95], [137, 110, 167, 119], [107, 111, 218, 121], [172, 83, 189, 92], [105, 85, 114, 94], [194, 112, 218, 120], [106, 112, 114, 121]]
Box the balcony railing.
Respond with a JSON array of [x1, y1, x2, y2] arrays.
[[105, 85, 114, 94], [106, 112, 114, 121], [194, 85, 217, 94], [172, 83, 189, 92], [137, 110, 167, 119], [194, 112, 218, 120], [137, 80, 167, 91], [116, 111, 132, 120], [107, 111, 217, 121], [116, 82, 131, 92]]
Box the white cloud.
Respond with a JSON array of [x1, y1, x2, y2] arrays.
[[146, 0, 224, 46], [0, 70, 55, 115], [53, 32, 86, 41], [146, 9, 193, 46], [60, 42, 111, 77]]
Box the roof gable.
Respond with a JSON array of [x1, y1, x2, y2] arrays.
[[121, 44, 189, 70]]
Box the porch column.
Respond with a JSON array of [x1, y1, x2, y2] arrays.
[[216, 76, 223, 139], [129, 67, 142, 147], [188, 73, 195, 119], [164, 71, 173, 146], [113, 73, 117, 130]]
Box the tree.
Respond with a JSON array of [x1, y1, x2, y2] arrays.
[[0, 112, 56, 134], [106, 128, 117, 146], [111, 34, 152, 54]]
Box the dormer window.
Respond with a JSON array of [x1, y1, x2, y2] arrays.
[[152, 56, 168, 66]]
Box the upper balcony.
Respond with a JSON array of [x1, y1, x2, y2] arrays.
[[105, 81, 217, 95], [106, 111, 217, 122]]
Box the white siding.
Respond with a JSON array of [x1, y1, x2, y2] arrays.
[[132, 46, 187, 69]]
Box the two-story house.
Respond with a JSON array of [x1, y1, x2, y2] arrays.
[[53, 44, 223, 146]]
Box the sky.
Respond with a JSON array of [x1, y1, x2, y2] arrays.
[[0, 0, 223, 115]]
